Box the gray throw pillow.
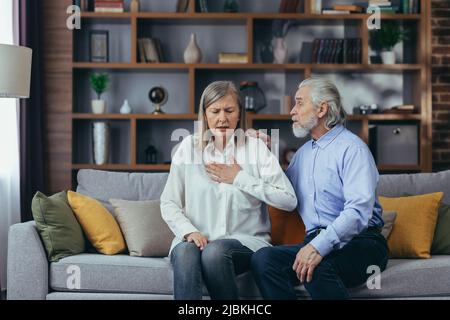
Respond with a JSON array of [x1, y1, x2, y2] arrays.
[[109, 199, 174, 257], [381, 211, 397, 239]]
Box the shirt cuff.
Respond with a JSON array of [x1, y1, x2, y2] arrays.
[[178, 223, 199, 241], [233, 170, 258, 190], [309, 234, 334, 257]]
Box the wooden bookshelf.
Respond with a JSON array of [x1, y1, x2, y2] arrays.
[[65, 0, 432, 190]]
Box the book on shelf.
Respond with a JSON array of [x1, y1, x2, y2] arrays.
[[312, 38, 361, 64], [218, 53, 248, 64], [332, 4, 364, 13], [176, 0, 189, 13], [322, 9, 351, 14], [383, 105, 416, 113], [279, 0, 301, 13], [140, 38, 165, 63]]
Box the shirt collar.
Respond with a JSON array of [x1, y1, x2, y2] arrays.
[[312, 124, 344, 150]]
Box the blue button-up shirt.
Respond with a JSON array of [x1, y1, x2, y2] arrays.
[[286, 124, 384, 257]]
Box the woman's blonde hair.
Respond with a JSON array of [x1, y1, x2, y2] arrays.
[[197, 81, 246, 150]]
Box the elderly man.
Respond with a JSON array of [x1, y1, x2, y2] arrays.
[[251, 78, 388, 300]]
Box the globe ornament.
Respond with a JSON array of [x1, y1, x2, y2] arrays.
[[149, 86, 168, 114]]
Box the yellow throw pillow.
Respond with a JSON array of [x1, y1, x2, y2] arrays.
[[379, 192, 443, 259], [67, 191, 126, 255]]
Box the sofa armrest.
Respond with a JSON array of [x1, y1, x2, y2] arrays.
[[7, 221, 49, 300]]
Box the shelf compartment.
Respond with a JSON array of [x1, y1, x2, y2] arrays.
[[72, 164, 170, 171], [369, 20, 419, 64], [73, 69, 189, 114], [310, 70, 422, 113], [137, 18, 247, 64], [73, 119, 131, 165], [136, 119, 196, 165], [195, 69, 304, 114], [253, 19, 363, 64], [72, 113, 198, 120]]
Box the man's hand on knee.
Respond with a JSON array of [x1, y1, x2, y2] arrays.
[[292, 244, 323, 283]]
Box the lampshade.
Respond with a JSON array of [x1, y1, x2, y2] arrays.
[[0, 44, 32, 98]]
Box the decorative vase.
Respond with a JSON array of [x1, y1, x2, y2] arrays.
[[183, 33, 202, 64], [273, 37, 288, 64], [120, 99, 132, 114], [130, 0, 140, 13], [91, 99, 106, 114], [92, 122, 110, 165], [381, 50, 396, 64]]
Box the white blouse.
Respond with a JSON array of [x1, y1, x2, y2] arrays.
[[160, 134, 297, 254]]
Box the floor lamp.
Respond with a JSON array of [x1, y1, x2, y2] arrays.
[[0, 43, 32, 297]]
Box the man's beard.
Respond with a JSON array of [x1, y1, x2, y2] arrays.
[[292, 114, 318, 138]]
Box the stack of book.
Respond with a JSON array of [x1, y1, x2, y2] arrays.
[[312, 38, 362, 64], [175, 0, 189, 13], [218, 53, 248, 64], [138, 38, 165, 63], [367, 0, 399, 14], [94, 0, 124, 13]]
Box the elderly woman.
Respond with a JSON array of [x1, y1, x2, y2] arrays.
[[160, 80, 297, 300]]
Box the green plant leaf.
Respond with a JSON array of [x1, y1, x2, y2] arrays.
[[89, 73, 109, 99]]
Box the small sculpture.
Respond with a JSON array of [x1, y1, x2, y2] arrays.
[[149, 86, 168, 114]]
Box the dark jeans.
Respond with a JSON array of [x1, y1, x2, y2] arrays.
[[170, 239, 253, 300], [251, 229, 389, 300]]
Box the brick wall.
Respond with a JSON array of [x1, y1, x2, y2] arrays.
[[432, 0, 450, 171]]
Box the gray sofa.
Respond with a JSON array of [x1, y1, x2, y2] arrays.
[[7, 169, 450, 300]]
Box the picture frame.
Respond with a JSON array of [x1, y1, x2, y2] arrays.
[[89, 30, 109, 63]]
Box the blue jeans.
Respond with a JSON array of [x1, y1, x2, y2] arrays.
[[170, 239, 253, 300], [251, 229, 389, 300]]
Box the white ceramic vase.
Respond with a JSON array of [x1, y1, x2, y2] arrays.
[[381, 50, 396, 64], [183, 33, 202, 64], [130, 0, 140, 12], [92, 122, 110, 165], [273, 37, 288, 64], [91, 99, 106, 114], [120, 99, 132, 114]]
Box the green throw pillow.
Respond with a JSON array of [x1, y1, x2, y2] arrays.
[[431, 203, 450, 255], [32, 191, 85, 262]]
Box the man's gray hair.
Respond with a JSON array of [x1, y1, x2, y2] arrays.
[[299, 77, 346, 129]]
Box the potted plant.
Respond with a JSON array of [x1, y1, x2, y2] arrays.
[[371, 21, 409, 64], [89, 73, 109, 114]]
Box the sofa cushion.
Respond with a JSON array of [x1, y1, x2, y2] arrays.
[[380, 192, 443, 259], [378, 170, 450, 205], [76, 169, 169, 213], [50, 254, 174, 294], [68, 191, 126, 255], [346, 256, 450, 298], [31, 191, 85, 262], [109, 199, 174, 257]]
